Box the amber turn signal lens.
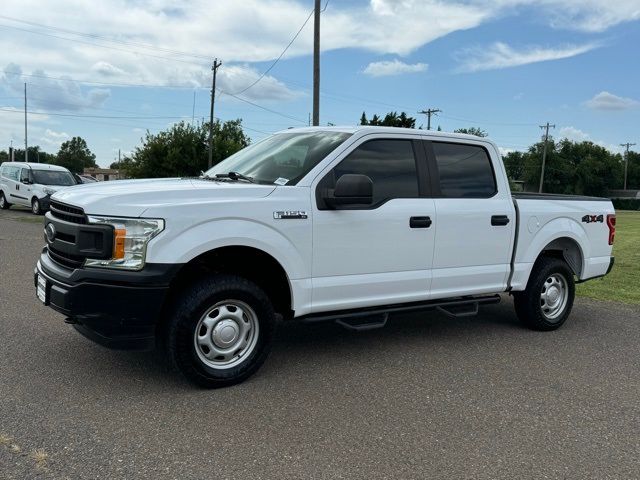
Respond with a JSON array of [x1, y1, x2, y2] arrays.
[[113, 228, 126, 259]]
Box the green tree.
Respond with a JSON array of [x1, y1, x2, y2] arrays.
[[502, 150, 526, 181], [8, 146, 57, 164], [121, 119, 250, 179], [360, 111, 416, 128], [56, 137, 96, 173], [517, 139, 623, 195], [454, 127, 488, 137]]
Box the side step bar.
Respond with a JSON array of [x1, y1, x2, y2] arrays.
[[298, 294, 501, 327]]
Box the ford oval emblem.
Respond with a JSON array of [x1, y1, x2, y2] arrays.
[[45, 223, 56, 243]]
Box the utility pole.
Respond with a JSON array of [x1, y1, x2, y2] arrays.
[[538, 122, 555, 193], [620, 142, 636, 190], [192, 91, 196, 125], [418, 108, 441, 130], [24, 83, 29, 163], [208, 59, 222, 169], [312, 0, 321, 126]]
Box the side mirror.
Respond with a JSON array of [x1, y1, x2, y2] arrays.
[[21, 179, 31, 185], [324, 174, 373, 208]]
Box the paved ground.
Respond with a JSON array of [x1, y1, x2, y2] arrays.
[[1, 207, 639, 479]]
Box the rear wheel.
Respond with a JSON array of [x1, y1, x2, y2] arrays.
[[167, 274, 276, 388], [514, 256, 575, 331], [0, 192, 10, 209], [31, 197, 42, 215]]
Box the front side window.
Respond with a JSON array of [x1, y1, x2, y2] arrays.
[[323, 139, 419, 205], [31, 170, 76, 186], [204, 131, 352, 185], [432, 142, 497, 198], [20, 168, 30, 182]]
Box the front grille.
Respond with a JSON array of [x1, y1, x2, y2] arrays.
[[50, 200, 87, 224], [47, 246, 85, 269]]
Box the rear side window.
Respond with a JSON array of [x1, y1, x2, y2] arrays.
[[3, 166, 19, 181], [329, 139, 419, 205], [432, 142, 496, 198]]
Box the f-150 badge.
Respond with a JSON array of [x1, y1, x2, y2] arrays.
[[582, 214, 604, 223], [273, 211, 308, 219]]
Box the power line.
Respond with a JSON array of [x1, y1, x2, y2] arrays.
[[0, 23, 207, 66], [231, 8, 315, 96], [0, 14, 214, 61]]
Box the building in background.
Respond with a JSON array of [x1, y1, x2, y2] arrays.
[[83, 167, 124, 181]]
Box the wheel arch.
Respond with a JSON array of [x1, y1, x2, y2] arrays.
[[537, 236, 584, 277], [163, 245, 294, 319]]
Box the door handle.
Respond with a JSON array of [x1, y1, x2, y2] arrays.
[[410, 216, 432, 228], [491, 215, 510, 226]]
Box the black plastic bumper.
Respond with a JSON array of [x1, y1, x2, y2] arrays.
[[35, 249, 180, 350], [40, 195, 51, 211]]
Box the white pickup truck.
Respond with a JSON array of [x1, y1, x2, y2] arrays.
[[34, 127, 615, 387]]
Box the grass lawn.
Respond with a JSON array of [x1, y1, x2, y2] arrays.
[[577, 210, 640, 304]]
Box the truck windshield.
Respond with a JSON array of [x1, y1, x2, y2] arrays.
[[32, 170, 76, 186], [204, 131, 352, 185]]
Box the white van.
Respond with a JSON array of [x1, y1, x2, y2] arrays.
[[0, 162, 77, 215]]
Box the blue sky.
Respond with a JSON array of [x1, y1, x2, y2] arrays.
[[1, 0, 639, 166]]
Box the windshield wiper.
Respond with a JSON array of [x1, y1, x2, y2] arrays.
[[214, 171, 255, 183]]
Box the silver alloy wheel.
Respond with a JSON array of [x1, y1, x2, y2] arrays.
[[540, 273, 569, 321], [32, 199, 39, 214], [0, 194, 5, 208], [193, 300, 259, 370]]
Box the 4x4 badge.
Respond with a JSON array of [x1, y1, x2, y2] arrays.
[[582, 214, 604, 223], [273, 211, 308, 220]]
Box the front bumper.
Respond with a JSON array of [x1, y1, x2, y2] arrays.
[[39, 194, 51, 211], [35, 249, 180, 350]]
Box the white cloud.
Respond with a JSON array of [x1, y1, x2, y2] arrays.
[[558, 126, 622, 153], [363, 59, 428, 77], [0, 0, 634, 104], [559, 126, 590, 142], [455, 42, 599, 72], [541, 0, 640, 32], [585, 91, 640, 111], [2, 63, 111, 111], [41, 128, 69, 147], [91, 61, 127, 77]]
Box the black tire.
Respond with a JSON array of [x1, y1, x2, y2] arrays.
[[514, 256, 575, 331], [0, 192, 10, 209], [167, 274, 276, 388], [31, 197, 42, 215]]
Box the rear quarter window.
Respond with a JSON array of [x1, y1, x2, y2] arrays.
[[432, 142, 497, 198]]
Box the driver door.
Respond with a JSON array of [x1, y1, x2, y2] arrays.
[[311, 135, 436, 313]]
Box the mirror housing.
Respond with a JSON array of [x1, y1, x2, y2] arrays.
[[324, 174, 373, 208]]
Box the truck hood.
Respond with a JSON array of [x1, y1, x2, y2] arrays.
[[51, 178, 277, 217]]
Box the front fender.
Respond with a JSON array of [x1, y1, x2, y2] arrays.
[[145, 217, 309, 280]]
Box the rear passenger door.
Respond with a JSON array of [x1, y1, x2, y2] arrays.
[[311, 135, 436, 313], [425, 140, 515, 298]]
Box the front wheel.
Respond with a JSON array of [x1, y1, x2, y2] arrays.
[[0, 192, 10, 209], [31, 197, 42, 215], [167, 274, 276, 388], [514, 257, 575, 331]]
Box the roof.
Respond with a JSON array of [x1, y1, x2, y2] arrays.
[[0, 161, 70, 172], [274, 125, 498, 145]]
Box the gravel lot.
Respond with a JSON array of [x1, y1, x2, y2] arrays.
[[1, 208, 639, 479]]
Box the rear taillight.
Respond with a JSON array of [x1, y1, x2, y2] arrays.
[[606, 214, 616, 245]]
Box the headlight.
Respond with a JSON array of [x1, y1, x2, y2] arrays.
[[84, 216, 164, 271], [43, 187, 56, 195]]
